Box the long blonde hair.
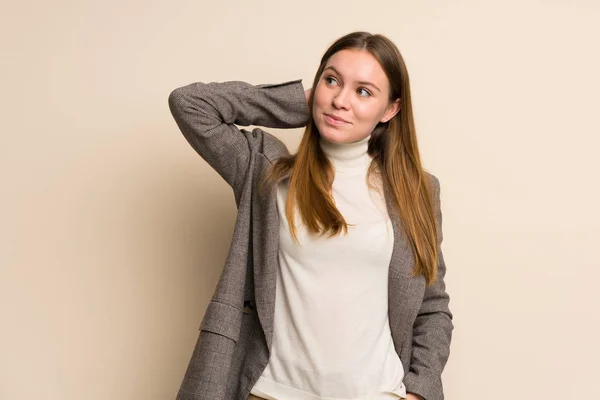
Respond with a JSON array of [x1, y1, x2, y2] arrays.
[[260, 32, 440, 286]]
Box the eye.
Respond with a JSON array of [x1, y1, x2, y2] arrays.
[[357, 87, 372, 97], [324, 76, 338, 86]]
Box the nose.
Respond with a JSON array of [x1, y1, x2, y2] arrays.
[[332, 88, 351, 110]]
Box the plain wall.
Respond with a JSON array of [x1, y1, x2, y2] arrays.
[[2, 0, 599, 398]]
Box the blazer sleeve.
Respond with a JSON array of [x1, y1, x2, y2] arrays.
[[167, 79, 309, 191], [404, 175, 454, 400]]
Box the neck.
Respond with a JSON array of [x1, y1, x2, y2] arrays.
[[319, 135, 372, 173]]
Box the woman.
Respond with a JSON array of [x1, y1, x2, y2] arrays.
[[168, 31, 453, 400]]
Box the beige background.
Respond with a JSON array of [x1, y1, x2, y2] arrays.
[[2, 0, 599, 399]]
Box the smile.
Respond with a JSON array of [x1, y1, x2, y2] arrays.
[[324, 114, 349, 126]]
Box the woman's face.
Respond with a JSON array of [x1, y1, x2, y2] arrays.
[[312, 49, 400, 144]]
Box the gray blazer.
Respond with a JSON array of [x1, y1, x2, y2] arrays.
[[168, 79, 453, 400]]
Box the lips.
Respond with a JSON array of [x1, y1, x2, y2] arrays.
[[324, 113, 350, 128], [324, 113, 349, 123]]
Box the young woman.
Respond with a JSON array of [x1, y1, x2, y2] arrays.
[[168, 31, 453, 400]]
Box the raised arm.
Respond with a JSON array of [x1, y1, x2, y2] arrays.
[[404, 175, 454, 400], [168, 79, 309, 191]]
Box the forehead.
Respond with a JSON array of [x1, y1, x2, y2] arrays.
[[324, 49, 388, 86]]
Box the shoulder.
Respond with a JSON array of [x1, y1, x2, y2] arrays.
[[424, 171, 441, 192]]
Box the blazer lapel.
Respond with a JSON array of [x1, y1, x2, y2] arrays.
[[385, 188, 426, 351], [251, 156, 280, 351]]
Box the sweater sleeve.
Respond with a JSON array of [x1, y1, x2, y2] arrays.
[[403, 175, 454, 400], [168, 79, 309, 191]]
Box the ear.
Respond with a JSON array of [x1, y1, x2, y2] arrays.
[[380, 98, 401, 123]]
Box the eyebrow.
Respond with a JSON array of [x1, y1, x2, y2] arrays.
[[323, 66, 381, 92]]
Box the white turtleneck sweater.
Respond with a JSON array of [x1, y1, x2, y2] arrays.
[[251, 134, 406, 400]]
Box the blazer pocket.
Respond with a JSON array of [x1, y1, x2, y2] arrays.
[[199, 300, 243, 342]]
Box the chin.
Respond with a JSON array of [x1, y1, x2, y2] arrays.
[[317, 123, 349, 144], [319, 130, 346, 144]]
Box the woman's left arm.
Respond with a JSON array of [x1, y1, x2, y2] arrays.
[[403, 175, 454, 400]]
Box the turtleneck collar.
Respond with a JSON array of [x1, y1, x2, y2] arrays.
[[319, 134, 372, 173]]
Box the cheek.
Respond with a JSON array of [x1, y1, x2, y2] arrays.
[[313, 87, 328, 109], [353, 102, 384, 124]]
